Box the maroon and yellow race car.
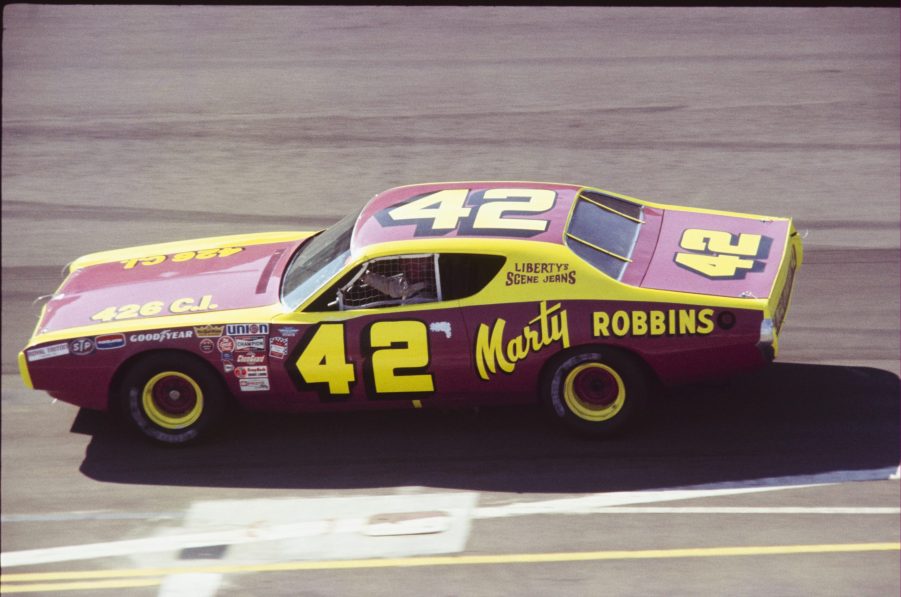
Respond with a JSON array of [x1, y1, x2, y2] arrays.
[[19, 182, 802, 444]]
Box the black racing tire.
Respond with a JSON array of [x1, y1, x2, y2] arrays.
[[542, 347, 649, 437], [119, 352, 226, 445]]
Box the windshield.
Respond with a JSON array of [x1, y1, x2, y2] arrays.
[[281, 210, 359, 309]]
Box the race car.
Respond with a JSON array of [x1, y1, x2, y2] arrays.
[[19, 182, 802, 444]]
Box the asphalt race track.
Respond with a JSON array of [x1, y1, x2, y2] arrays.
[[2, 7, 899, 596]]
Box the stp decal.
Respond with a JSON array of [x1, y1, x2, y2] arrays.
[[475, 301, 570, 381], [69, 338, 95, 356]]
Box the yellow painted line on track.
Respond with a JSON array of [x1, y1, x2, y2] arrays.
[[1, 543, 897, 593], [0, 578, 161, 594]]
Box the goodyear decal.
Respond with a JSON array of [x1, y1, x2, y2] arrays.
[[593, 308, 715, 338], [129, 329, 194, 342], [475, 301, 569, 380]]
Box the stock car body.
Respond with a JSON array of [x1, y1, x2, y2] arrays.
[[19, 182, 802, 444]]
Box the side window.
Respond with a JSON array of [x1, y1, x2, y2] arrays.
[[439, 254, 506, 300], [339, 255, 440, 310], [305, 253, 506, 311]]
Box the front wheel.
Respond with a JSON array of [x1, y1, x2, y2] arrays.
[[542, 348, 649, 437], [119, 353, 226, 445]]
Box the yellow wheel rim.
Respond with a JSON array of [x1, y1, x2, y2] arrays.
[[142, 371, 203, 430], [563, 362, 626, 422]]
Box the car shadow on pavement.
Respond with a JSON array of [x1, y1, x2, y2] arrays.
[[76, 362, 900, 493]]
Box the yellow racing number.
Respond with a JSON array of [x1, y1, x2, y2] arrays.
[[295, 323, 355, 395], [293, 320, 434, 399], [675, 229, 763, 279], [368, 321, 434, 394]]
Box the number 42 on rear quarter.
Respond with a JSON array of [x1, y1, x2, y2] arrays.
[[19, 181, 802, 445]]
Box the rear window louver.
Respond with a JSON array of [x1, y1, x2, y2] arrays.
[[565, 191, 644, 280]]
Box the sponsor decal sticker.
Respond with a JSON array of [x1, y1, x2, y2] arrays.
[[239, 378, 270, 392], [506, 262, 576, 286], [235, 365, 269, 379], [592, 308, 715, 338], [226, 323, 269, 336], [69, 337, 95, 356], [235, 336, 266, 351], [194, 324, 225, 338], [27, 343, 70, 362], [475, 301, 569, 381], [217, 336, 236, 353], [95, 334, 126, 350], [223, 361, 235, 373], [221, 352, 233, 361], [269, 337, 289, 359], [199, 338, 215, 353], [278, 326, 300, 337], [236, 352, 266, 364], [129, 329, 194, 342]]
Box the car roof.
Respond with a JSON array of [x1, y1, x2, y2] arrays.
[[351, 181, 584, 254]]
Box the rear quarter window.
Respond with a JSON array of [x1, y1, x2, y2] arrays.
[[565, 191, 643, 280]]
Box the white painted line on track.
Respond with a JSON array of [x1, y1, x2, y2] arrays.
[[473, 485, 811, 519], [3, 482, 897, 569], [157, 573, 222, 597]]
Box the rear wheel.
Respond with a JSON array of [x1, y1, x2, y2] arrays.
[[120, 353, 226, 445], [543, 348, 648, 436]]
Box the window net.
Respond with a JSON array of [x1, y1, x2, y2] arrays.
[[340, 255, 439, 309]]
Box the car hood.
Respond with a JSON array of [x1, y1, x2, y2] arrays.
[[630, 208, 791, 299], [35, 234, 311, 335]]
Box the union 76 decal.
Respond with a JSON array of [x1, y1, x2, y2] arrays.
[[674, 229, 770, 279], [376, 188, 557, 237]]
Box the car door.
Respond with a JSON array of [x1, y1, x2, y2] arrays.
[[273, 253, 472, 410]]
